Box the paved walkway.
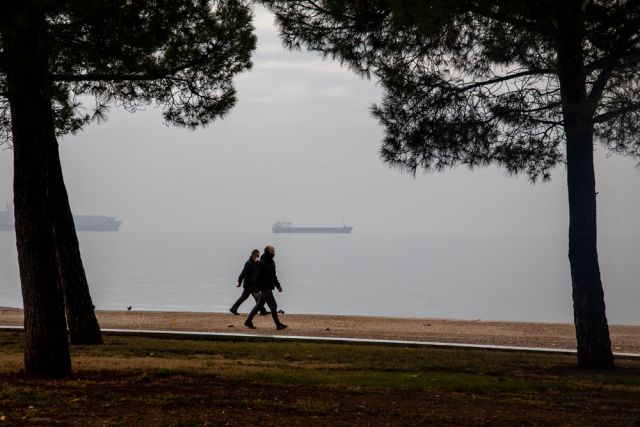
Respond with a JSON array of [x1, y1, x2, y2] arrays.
[[1, 323, 638, 359]]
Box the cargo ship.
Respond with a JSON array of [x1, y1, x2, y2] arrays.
[[0, 202, 122, 231], [73, 215, 122, 231], [272, 221, 352, 234], [0, 203, 12, 231]]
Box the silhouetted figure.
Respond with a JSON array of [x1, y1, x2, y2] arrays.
[[230, 249, 269, 316], [245, 245, 287, 330]]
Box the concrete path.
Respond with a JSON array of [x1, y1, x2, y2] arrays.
[[2, 325, 638, 359]]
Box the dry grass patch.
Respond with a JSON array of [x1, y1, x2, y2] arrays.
[[1, 331, 640, 425]]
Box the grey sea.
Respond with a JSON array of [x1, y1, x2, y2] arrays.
[[1, 230, 638, 325]]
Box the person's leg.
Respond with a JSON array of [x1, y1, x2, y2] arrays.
[[230, 288, 251, 314], [263, 291, 286, 329], [253, 292, 270, 315], [245, 292, 266, 328]]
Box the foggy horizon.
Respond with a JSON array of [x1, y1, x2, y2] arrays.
[[0, 6, 638, 238]]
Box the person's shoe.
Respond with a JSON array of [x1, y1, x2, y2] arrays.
[[229, 308, 239, 315], [244, 320, 256, 329], [259, 311, 271, 316], [276, 323, 288, 330]]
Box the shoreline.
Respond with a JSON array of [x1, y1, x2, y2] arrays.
[[1, 307, 639, 353]]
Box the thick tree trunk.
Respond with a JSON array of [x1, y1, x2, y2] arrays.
[[565, 130, 613, 368], [48, 138, 103, 345], [1, 1, 72, 377], [556, 4, 614, 369]]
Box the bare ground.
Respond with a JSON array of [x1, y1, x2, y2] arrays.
[[2, 310, 640, 425], [1, 307, 639, 353], [2, 369, 639, 426]]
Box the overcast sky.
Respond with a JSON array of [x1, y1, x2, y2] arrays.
[[0, 6, 639, 237]]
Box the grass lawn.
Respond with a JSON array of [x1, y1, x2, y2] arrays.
[[1, 330, 639, 425]]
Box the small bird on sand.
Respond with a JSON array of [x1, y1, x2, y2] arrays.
[[127, 306, 132, 311]]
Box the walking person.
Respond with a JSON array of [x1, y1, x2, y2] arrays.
[[230, 249, 269, 316], [245, 245, 287, 330]]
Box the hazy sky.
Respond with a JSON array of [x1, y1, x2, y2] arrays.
[[0, 6, 639, 237]]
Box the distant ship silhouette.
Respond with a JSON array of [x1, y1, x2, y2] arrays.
[[272, 221, 352, 234], [0, 202, 122, 231]]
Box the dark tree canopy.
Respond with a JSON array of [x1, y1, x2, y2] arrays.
[[0, 0, 256, 137], [260, 0, 640, 368], [0, 0, 255, 375], [0, 98, 9, 147], [262, 0, 640, 180]]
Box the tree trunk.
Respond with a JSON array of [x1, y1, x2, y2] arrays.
[[565, 130, 613, 368], [48, 137, 103, 345], [1, 1, 72, 377], [556, 4, 614, 369]]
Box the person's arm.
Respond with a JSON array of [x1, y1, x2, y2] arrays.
[[273, 264, 282, 292], [237, 263, 247, 287]]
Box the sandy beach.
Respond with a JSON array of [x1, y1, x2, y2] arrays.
[[1, 307, 639, 354]]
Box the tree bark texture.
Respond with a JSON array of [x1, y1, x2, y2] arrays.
[[556, 3, 614, 369], [565, 126, 613, 368], [1, 1, 72, 377], [48, 138, 103, 345]]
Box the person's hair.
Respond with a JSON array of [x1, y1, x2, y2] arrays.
[[251, 249, 259, 257]]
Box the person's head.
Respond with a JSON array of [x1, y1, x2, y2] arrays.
[[251, 249, 260, 260], [264, 245, 275, 257]]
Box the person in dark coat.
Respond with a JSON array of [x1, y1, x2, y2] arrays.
[[229, 249, 269, 316], [244, 245, 287, 330]]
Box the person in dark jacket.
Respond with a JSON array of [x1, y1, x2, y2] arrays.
[[244, 245, 287, 330], [229, 249, 269, 316]]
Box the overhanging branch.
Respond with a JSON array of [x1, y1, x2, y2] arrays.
[[468, 4, 549, 35], [588, 24, 640, 112], [455, 68, 554, 94], [52, 45, 220, 84], [51, 72, 167, 82], [594, 104, 640, 123]]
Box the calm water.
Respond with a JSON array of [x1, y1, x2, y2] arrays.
[[0, 231, 638, 325]]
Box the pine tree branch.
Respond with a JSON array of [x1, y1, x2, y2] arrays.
[[588, 25, 640, 112], [52, 45, 220, 83], [594, 103, 640, 123], [468, 4, 549, 35], [51, 72, 168, 82], [454, 68, 553, 94]]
